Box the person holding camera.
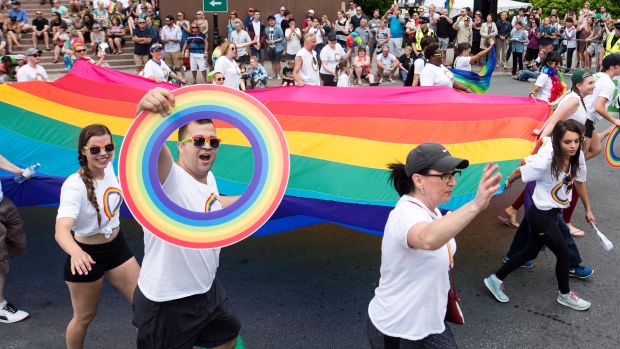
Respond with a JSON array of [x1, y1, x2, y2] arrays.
[[515, 48, 547, 82], [383, 4, 405, 57], [557, 17, 577, 73], [537, 17, 556, 54]]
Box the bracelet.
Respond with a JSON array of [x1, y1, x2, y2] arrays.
[[529, 92, 536, 96]]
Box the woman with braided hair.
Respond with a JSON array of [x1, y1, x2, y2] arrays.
[[55, 124, 139, 349]]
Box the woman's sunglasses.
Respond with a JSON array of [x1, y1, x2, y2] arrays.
[[181, 136, 222, 148], [75, 49, 86, 53], [84, 142, 115, 155], [216, 77, 225, 81]]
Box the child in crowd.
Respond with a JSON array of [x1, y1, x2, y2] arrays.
[[281, 59, 295, 86], [336, 60, 350, 87]]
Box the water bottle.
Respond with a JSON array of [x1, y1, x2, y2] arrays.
[[14, 163, 41, 184]]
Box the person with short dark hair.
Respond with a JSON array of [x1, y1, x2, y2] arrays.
[[133, 91, 243, 349], [8, 1, 30, 31], [132, 18, 156, 73], [161, 14, 185, 81], [265, 15, 284, 79], [182, 23, 208, 84], [247, 9, 266, 64], [31, 11, 50, 51]]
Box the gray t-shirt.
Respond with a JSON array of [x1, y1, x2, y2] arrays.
[[378, 53, 397, 67], [376, 28, 390, 48], [355, 27, 372, 48]]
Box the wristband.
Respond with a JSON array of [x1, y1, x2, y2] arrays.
[[529, 92, 536, 96]]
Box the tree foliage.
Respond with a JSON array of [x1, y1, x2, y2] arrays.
[[357, 0, 396, 17], [531, 0, 619, 19]]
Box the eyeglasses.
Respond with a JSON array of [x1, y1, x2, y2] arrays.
[[422, 171, 461, 182], [138, 21, 146, 24], [181, 136, 221, 148], [216, 77, 225, 81], [75, 49, 86, 52], [197, 13, 202, 15], [191, 26, 198, 29], [229, 47, 236, 51], [84, 142, 116, 155], [140, 7, 146, 9]]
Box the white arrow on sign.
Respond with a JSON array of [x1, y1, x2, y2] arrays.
[[209, 0, 221, 6]]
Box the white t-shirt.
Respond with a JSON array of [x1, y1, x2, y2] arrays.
[[252, 21, 261, 42], [556, 91, 588, 125], [413, 56, 425, 75], [57, 162, 123, 237], [377, 53, 397, 69], [337, 73, 349, 87], [230, 29, 251, 56], [585, 72, 616, 122], [143, 59, 171, 81], [295, 48, 320, 86], [453, 56, 472, 71], [368, 196, 456, 340], [319, 44, 345, 75], [521, 137, 587, 210], [308, 26, 323, 44], [139, 163, 223, 302], [285, 28, 302, 55], [535, 73, 553, 102], [16, 65, 48, 82], [420, 63, 454, 87], [213, 56, 241, 89]]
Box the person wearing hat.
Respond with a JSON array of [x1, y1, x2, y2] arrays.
[[245, 7, 258, 28], [320, 32, 353, 86], [16, 48, 49, 82], [302, 9, 314, 30], [599, 21, 620, 63], [452, 13, 472, 50], [487, 119, 595, 311], [413, 16, 435, 55], [586, 53, 620, 142], [142, 43, 187, 84], [367, 143, 501, 348]]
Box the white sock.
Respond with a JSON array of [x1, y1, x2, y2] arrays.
[[491, 274, 503, 284], [0, 300, 7, 308]]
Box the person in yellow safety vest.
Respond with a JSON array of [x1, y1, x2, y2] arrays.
[[414, 16, 435, 55], [600, 22, 620, 65]]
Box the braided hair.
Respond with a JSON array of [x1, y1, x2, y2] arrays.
[[77, 124, 113, 227], [571, 84, 588, 115]]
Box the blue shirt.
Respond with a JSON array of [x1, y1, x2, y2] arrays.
[[9, 8, 28, 24], [388, 16, 404, 39], [186, 32, 207, 54]]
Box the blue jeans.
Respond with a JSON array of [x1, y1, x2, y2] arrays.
[[250, 46, 264, 61], [399, 70, 407, 81], [517, 70, 540, 81]]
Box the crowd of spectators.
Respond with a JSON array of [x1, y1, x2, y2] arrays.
[[1, 1, 619, 87]]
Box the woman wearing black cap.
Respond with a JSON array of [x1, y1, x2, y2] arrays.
[[367, 143, 501, 348]]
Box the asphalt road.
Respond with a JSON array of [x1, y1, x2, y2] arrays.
[[3, 77, 620, 349]]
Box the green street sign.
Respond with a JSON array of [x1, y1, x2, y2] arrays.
[[203, 0, 227, 13]]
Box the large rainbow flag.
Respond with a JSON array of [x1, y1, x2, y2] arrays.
[[0, 61, 550, 235]]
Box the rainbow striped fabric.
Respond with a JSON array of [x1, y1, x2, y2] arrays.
[[445, 0, 454, 12], [0, 62, 550, 235], [451, 46, 496, 94]]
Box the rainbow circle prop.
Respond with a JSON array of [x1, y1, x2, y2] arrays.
[[118, 85, 290, 249], [605, 126, 620, 168]]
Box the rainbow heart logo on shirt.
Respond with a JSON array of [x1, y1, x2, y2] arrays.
[[551, 178, 571, 205], [205, 193, 222, 213], [103, 187, 123, 220]]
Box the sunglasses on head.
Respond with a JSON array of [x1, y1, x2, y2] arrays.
[[84, 142, 115, 155], [181, 136, 222, 148]]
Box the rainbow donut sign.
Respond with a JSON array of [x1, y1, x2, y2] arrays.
[[118, 85, 290, 249]]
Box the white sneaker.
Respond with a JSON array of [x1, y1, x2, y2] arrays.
[[277, 74, 281, 80], [388, 78, 394, 83], [268, 75, 274, 79], [527, 78, 536, 83], [379, 78, 383, 84], [557, 291, 591, 311], [0, 302, 29, 323]]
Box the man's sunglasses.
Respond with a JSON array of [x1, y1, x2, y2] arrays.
[[181, 136, 222, 148], [84, 142, 115, 155], [31, 53, 42, 57]]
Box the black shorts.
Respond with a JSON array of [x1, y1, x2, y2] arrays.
[[585, 119, 594, 138], [320, 72, 337, 86], [133, 278, 241, 349], [63, 229, 134, 283], [267, 47, 283, 61]]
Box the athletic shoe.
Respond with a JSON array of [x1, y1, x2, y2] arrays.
[[569, 266, 594, 279], [564, 69, 570, 74], [268, 75, 274, 79], [277, 74, 281, 80], [503, 255, 534, 269], [484, 275, 509, 302], [388, 78, 394, 83], [0, 302, 30, 323], [527, 78, 536, 82], [557, 291, 591, 311], [379, 78, 383, 84], [512, 76, 518, 80]]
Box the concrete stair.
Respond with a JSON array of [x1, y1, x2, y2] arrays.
[[1, 0, 136, 74]]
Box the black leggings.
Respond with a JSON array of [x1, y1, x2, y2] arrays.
[[496, 204, 571, 294], [511, 51, 523, 75], [367, 318, 458, 349]]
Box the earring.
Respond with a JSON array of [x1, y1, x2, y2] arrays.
[[421, 188, 425, 194]]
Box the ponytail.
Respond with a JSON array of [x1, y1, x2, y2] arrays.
[[387, 162, 414, 196]]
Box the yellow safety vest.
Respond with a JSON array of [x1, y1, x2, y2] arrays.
[[604, 34, 620, 57], [415, 28, 435, 51]]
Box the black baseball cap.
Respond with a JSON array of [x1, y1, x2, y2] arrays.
[[405, 143, 469, 177], [326, 32, 337, 41], [602, 53, 620, 67], [419, 17, 430, 24], [614, 21, 620, 30]]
